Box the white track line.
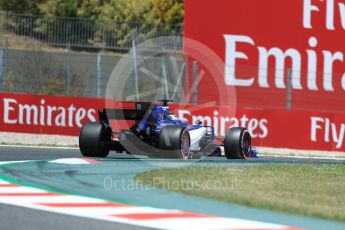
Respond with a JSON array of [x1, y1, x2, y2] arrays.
[[142, 217, 288, 230], [0, 160, 31, 165], [262, 154, 345, 161], [0, 179, 298, 230], [51, 207, 182, 216], [0, 186, 48, 194], [0, 144, 78, 150], [49, 158, 94, 164], [0, 195, 105, 203]]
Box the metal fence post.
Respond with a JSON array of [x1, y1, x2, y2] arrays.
[[286, 69, 292, 111], [0, 36, 9, 91], [183, 53, 189, 104], [161, 55, 169, 99], [193, 60, 198, 105], [0, 49, 2, 91], [96, 51, 102, 98], [131, 30, 139, 101], [171, 55, 185, 103], [0, 38, 4, 91], [66, 44, 71, 95], [131, 29, 139, 101]]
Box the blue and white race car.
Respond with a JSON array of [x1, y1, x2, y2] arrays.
[[79, 100, 252, 159]]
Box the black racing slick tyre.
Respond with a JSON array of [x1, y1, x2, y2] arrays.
[[79, 122, 110, 158], [224, 127, 251, 159], [158, 126, 190, 159]]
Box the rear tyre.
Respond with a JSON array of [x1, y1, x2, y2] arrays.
[[79, 122, 110, 158], [158, 126, 190, 159], [224, 127, 251, 159]]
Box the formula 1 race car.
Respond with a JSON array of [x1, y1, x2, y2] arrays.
[[79, 100, 252, 159]]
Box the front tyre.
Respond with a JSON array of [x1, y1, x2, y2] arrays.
[[224, 127, 251, 159], [79, 122, 110, 158], [158, 126, 190, 159]]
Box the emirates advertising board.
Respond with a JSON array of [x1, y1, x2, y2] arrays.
[[184, 0, 345, 111], [1, 93, 345, 152], [182, 0, 345, 152]]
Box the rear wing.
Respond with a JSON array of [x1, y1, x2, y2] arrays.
[[98, 102, 152, 124]]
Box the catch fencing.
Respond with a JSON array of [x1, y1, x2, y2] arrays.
[[0, 40, 344, 112], [0, 12, 183, 51], [0, 11, 344, 113], [0, 36, 187, 103]]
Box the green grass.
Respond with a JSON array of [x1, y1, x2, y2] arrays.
[[135, 164, 345, 222]]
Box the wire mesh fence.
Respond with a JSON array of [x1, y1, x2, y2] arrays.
[[0, 42, 187, 104], [1, 40, 345, 114], [0, 10, 344, 114], [0, 12, 183, 51]]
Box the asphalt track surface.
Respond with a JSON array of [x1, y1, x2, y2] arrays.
[[0, 145, 345, 230]]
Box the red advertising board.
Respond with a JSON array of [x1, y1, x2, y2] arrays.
[[0, 93, 104, 135], [0, 93, 133, 136], [172, 104, 345, 152], [184, 0, 345, 112], [0, 93, 344, 152]]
